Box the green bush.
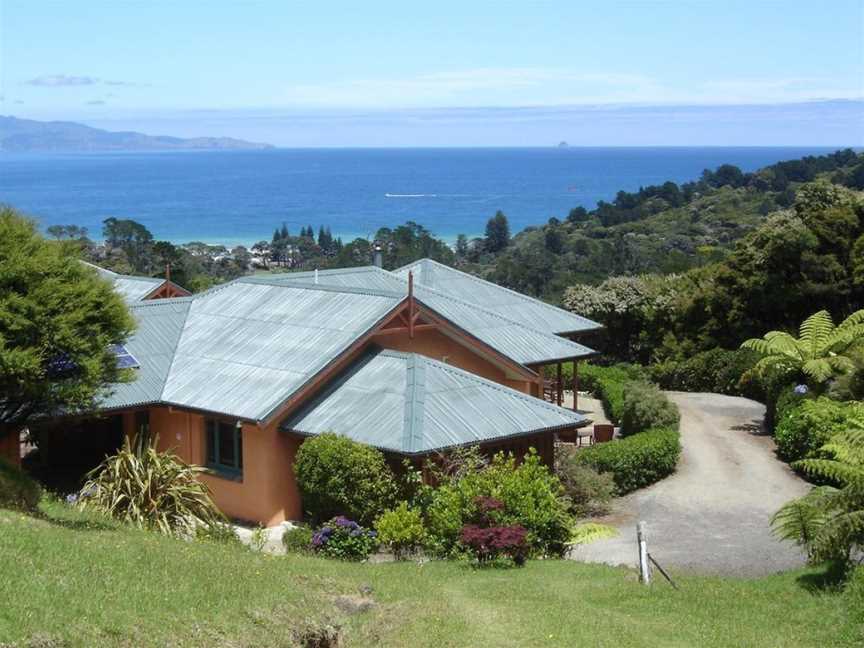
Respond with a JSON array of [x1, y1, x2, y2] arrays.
[[619, 381, 680, 436], [0, 458, 41, 512], [579, 363, 644, 423], [424, 449, 573, 558], [774, 398, 862, 463], [574, 427, 681, 494], [649, 348, 761, 398], [282, 525, 314, 554], [553, 455, 615, 517], [374, 502, 426, 558], [294, 433, 398, 526]]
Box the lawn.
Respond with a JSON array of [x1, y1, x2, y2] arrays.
[[1, 501, 861, 647]]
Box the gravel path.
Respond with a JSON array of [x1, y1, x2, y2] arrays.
[[569, 392, 812, 576]]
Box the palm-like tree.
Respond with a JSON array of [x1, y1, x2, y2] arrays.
[[771, 417, 864, 566], [741, 309, 864, 385]]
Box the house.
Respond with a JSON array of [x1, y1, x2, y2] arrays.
[[36, 261, 600, 526], [82, 261, 191, 302]]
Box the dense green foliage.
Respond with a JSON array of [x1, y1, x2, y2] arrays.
[[0, 208, 134, 440], [79, 436, 226, 536], [578, 363, 646, 423], [0, 457, 41, 512], [772, 417, 864, 569], [742, 309, 864, 389], [281, 524, 314, 554], [649, 348, 762, 397], [374, 502, 426, 558], [619, 381, 680, 436], [424, 449, 572, 558], [479, 150, 861, 303], [294, 433, 398, 525], [553, 456, 616, 517], [3, 501, 859, 647], [775, 398, 864, 464], [575, 427, 681, 494]]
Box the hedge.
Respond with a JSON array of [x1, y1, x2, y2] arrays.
[[573, 426, 681, 494], [774, 397, 862, 463], [0, 458, 41, 512], [579, 363, 645, 424], [648, 348, 762, 399], [619, 381, 680, 436]]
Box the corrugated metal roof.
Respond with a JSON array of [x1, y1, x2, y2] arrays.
[[254, 266, 594, 365], [82, 261, 165, 303], [101, 299, 191, 409], [394, 258, 600, 335], [283, 347, 586, 454]]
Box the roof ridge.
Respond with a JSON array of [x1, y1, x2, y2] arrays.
[[239, 277, 404, 299], [402, 258, 598, 328], [156, 300, 193, 401], [412, 286, 593, 354]]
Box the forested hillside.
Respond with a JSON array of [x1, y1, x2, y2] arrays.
[[466, 149, 863, 300]]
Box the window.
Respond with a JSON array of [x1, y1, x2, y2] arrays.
[[205, 419, 243, 477]]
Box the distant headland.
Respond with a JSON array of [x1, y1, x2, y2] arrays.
[[0, 116, 274, 153]]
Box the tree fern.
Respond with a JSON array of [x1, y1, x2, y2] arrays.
[[772, 417, 864, 566], [742, 308, 864, 388]]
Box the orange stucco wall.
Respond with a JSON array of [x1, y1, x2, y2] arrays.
[[0, 431, 20, 466], [377, 328, 537, 395], [124, 407, 302, 526]]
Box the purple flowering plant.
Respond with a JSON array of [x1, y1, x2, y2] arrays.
[[310, 516, 378, 560]]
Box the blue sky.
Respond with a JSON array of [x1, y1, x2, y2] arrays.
[[1, 0, 862, 146]]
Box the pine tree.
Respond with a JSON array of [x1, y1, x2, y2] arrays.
[[280, 223, 289, 240]]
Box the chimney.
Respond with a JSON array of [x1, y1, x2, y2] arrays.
[[373, 242, 383, 268]]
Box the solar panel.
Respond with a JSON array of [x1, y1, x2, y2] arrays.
[[111, 344, 140, 369]]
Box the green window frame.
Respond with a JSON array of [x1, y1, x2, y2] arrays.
[[205, 419, 243, 478]]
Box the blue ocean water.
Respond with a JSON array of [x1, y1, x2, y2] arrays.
[[0, 147, 837, 245]]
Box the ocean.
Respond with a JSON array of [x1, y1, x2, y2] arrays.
[[0, 147, 839, 246]]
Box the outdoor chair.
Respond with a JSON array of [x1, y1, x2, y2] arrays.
[[593, 424, 614, 443]]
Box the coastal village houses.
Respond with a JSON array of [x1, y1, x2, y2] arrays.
[[20, 259, 600, 526]]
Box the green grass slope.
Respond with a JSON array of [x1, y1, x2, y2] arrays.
[[1, 501, 861, 647]]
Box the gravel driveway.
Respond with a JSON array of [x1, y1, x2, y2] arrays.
[[569, 392, 812, 576]]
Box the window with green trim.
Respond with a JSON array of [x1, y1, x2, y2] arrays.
[[205, 419, 243, 477]]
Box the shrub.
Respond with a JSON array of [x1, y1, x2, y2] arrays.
[[374, 502, 426, 559], [579, 363, 643, 423], [282, 525, 314, 554], [0, 458, 41, 512], [554, 453, 615, 517], [774, 397, 863, 463], [294, 433, 397, 525], [619, 381, 680, 436], [649, 348, 761, 398], [78, 436, 225, 536], [311, 516, 377, 560], [424, 449, 573, 558], [574, 427, 681, 494], [460, 524, 528, 566]]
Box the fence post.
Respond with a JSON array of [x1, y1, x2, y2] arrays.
[[637, 521, 651, 585]]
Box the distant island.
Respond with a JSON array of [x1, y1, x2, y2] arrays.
[[0, 116, 274, 152]]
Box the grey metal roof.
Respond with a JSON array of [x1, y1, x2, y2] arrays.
[[101, 299, 191, 409], [393, 259, 601, 335], [258, 266, 595, 365], [82, 261, 166, 303], [282, 347, 587, 454]]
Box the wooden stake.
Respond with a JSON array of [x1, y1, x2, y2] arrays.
[[556, 363, 562, 406]]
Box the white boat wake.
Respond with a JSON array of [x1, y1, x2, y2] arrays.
[[385, 193, 437, 198]]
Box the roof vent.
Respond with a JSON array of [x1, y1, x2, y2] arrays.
[[373, 242, 383, 268]]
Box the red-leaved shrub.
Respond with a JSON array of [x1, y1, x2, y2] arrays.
[[460, 523, 528, 565]]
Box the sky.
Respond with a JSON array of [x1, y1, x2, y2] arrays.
[[0, 0, 862, 146]]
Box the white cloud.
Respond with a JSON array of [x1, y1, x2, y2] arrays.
[[280, 67, 863, 108]]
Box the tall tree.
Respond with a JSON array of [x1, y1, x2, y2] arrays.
[[485, 210, 511, 254], [0, 208, 135, 445]]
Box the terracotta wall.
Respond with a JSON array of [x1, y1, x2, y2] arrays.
[[377, 328, 536, 395], [126, 407, 301, 526], [0, 431, 20, 466]]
